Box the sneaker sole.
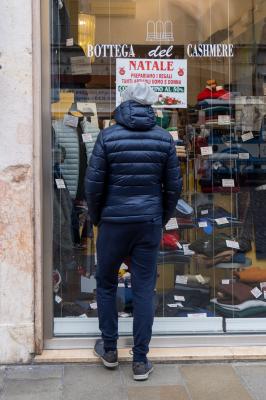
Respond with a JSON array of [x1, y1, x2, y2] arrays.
[[93, 350, 119, 369], [133, 367, 154, 381]]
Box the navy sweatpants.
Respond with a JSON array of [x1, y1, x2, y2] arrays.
[[96, 219, 162, 362]]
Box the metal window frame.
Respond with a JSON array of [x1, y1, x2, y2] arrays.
[[40, 0, 266, 351]]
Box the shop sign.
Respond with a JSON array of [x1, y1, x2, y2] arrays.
[[187, 43, 234, 58], [87, 44, 174, 59], [116, 58, 187, 108]]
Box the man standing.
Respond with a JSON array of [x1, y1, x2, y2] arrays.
[[85, 83, 182, 380]]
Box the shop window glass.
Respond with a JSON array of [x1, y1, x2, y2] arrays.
[[50, 0, 266, 336]]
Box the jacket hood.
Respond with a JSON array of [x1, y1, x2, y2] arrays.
[[114, 100, 156, 131]]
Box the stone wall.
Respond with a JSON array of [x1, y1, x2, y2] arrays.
[[0, 0, 35, 363]]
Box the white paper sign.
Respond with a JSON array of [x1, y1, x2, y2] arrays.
[[55, 179, 66, 189], [201, 210, 209, 215], [251, 287, 262, 299], [182, 244, 195, 255], [66, 38, 74, 46], [196, 275, 206, 284], [218, 115, 230, 125], [90, 302, 97, 310], [198, 221, 208, 228], [239, 153, 250, 160], [55, 295, 62, 304], [176, 275, 188, 285], [174, 295, 185, 302], [242, 132, 254, 142], [226, 240, 240, 249], [200, 146, 213, 156], [63, 114, 79, 128], [187, 313, 207, 318], [167, 303, 183, 308], [222, 279, 230, 285], [222, 179, 235, 187], [82, 133, 93, 143], [165, 218, 179, 230], [215, 217, 229, 225], [116, 58, 187, 108]]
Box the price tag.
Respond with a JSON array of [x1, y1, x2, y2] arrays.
[[222, 279, 230, 285], [198, 221, 208, 228], [165, 218, 179, 230], [118, 283, 125, 287], [239, 153, 250, 160], [242, 132, 254, 142], [55, 179, 66, 189], [200, 146, 213, 156], [201, 210, 208, 215], [167, 303, 183, 308], [260, 282, 266, 290], [66, 38, 74, 46], [174, 295, 185, 302], [222, 179, 235, 188], [82, 133, 93, 143], [176, 241, 183, 249], [251, 287, 262, 299], [156, 110, 163, 118], [182, 244, 195, 255], [226, 240, 240, 249], [120, 263, 128, 270], [196, 275, 206, 284], [63, 114, 79, 128], [218, 115, 230, 125], [176, 275, 188, 285], [215, 217, 229, 225], [55, 295, 62, 304], [90, 302, 97, 310], [187, 313, 207, 318], [170, 131, 179, 141]]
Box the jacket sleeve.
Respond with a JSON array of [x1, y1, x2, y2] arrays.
[[162, 138, 183, 225], [84, 131, 107, 225]]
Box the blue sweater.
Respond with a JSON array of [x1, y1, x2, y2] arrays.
[[85, 100, 182, 225]]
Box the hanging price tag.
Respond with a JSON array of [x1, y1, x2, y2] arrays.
[[174, 295, 185, 302], [63, 114, 79, 128], [215, 217, 229, 225], [176, 241, 183, 249], [82, 133, 93, 142], [66, 38, 74, 46], [242, 132, 254, 142], [196, 275, 206, 284], [176, 275, 188, 285], [239, 153, 250, 160], [200, 146, 213, 156], [165, 218, 179, 230], [55, 295, 62, 304], [222, 179, 235, 187], [251, 287, 262, 299], [198, 221, 208, 228], [201, 210, 209, 215], [55, 179, 66, 189], [226, 240, 240, 249], [218, 115, 230, 125]]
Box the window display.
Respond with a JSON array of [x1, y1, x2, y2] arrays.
[[49, 0, 266, 336]]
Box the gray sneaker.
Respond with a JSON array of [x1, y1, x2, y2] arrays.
[[94, 339, 118, 368], [133, 359, 153, 381]]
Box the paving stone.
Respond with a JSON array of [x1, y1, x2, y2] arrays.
[[2, 378, 62, 400], [121, 364, 184, 386], [63, 365, 127, 400], [127, 385, 189, 400], [180, 365, 253, 400], [5, 365, 63, 380], [234, 364, 266, 400]]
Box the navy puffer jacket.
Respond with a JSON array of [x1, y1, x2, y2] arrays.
[[85, 100, 182, 225]]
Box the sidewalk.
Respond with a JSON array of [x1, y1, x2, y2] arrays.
[[0, 361, 266, 400]]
